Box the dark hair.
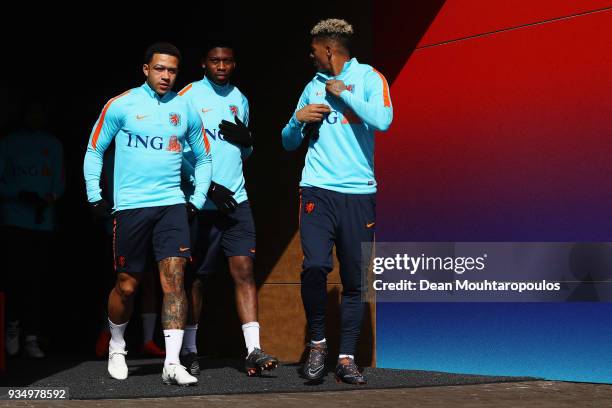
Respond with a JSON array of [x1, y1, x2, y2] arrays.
[[202, 37, 236, 58], [144, 42, 182, 64]]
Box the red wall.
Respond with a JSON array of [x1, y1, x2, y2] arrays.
[[418, 0, 612, 46], [375, 1, 612, 241]]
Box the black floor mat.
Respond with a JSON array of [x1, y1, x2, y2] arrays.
[[1, 356, 538, 400]]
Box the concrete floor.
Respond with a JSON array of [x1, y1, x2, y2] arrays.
[[2, 381, 611, 408]]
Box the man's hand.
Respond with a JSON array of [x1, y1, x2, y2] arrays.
[[219, 117, 253, 148], [186, 202, 199, 223], [295, 104, 331, 123], [89, 199, 112, 220], [325, 80, 347, 98], [207, 181, 238, 215]]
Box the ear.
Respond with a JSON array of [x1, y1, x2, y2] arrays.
[[143, 63, 149, 77], [326, 46, 332, 57]]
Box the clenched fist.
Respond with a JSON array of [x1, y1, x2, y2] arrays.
[[325, 80, 347, 98], [296, 104, 331, 123]]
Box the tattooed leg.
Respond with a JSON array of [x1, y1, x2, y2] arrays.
[[158, 257, 187, 330]]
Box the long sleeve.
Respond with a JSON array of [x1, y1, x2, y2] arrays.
[[240, 95, 253, 159], [339, 68, 393, 132], [281, 83, 311, 151], [83, 96, 124, 203], [185, 108, 212, 209], [181, 153, 195, 187]]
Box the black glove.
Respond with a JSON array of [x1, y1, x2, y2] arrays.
[[302, 121, 322, 141], [207, 181, 238, 214], [186, 202, 199, 222], [89, 199, 112, 220], [219, 117, 253, 148]]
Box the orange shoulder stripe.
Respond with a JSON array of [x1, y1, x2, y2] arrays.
[[372, 68, 391, 107], [178, 83, 193, 96], [92, 90, 130, 150]]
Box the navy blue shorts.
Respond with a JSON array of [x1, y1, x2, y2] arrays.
[[190, 201, 256, 276], [299, 187, 376, 273], [113, 204, 191, 274]]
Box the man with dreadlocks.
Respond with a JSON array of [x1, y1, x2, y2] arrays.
[[282, 18, 393, 384]]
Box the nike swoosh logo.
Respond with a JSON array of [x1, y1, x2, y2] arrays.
[[366, 222, 375, 228], [316, 91, 325, 96], [307, 366, 324, 376], [136, 115, 148, 120], [201, 108, 213, 114], [179, 247, 190, 252]]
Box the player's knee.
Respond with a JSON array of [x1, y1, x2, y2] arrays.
[[232, 262, 254, 286], [159, 257, 186, 292], [301, 266, 329, 286], [160, 256, 187, 272], [161, 277, 183, 294], [341, 284, 363, 297], [116, 278, 138, 298]]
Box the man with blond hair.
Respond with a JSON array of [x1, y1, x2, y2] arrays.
[[282, 18, 393, 384]]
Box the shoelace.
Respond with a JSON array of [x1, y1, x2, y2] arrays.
[[309, 347, 326, 366], [170, 364, 190, 379], [340, 361, 361, 377], [168, 364, 187, 371], [251, 349, 270, 363]]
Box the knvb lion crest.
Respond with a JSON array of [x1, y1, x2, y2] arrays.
[[117, 256, 126, 268], [169, 113, 181, 126], [166, 135, 182, 153], [304, 202, 315, 214]]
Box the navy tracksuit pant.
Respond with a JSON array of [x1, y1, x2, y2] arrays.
[[299, 186, 376, 355]]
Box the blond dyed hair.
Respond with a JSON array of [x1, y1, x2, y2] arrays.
[[310, 18, 354, 37]]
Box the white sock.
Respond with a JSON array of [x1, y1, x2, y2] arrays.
[[242, 322, 260, 355], [339, 354, 354, 360], [181, 324, 198, 356], [109, 318, 128, 350], [141, 313, 157, 343], [312, 338, 327, 344], [163, 329, 184, 366]]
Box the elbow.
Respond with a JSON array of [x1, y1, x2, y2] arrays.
[[281, 131, 299, 151], [282, 139, 299, 151], [375, 111, 393, 132], [376, 122, 391, 132]]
